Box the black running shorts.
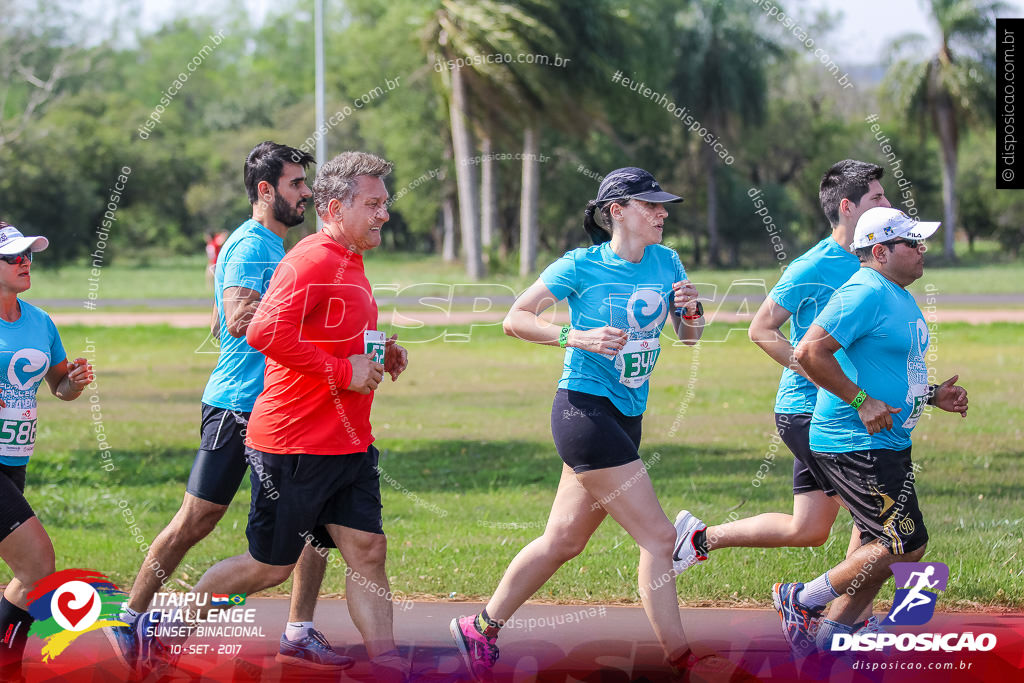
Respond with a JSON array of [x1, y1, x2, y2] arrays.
[[776, 413, 837, 497], [550, 389, 642, 473], [811, 446, 928, 555], [246, 445, 384, 566], [0, 463, 34, 543], [186, 403, 251, 506]]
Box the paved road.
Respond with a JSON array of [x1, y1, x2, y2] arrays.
[[22, 599, 1024, 682], [30, 293, 1024, 309], [44, 306, 1024, 328]]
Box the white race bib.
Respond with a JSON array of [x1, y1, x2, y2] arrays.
[[615, 338, 661, 388], [0, 406, 37, 459], [902, 383, 929, 431], [364, 330, 386, 364]]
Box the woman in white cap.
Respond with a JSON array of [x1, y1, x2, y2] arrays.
[[0, 221, 93, 680], [450, 168, 707, 680]]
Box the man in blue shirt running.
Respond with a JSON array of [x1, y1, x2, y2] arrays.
[[673, 161, 890, 603], [773, 207, 968, 656], [106, 142, 352, 674]]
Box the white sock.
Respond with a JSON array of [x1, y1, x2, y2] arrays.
[[285, 621, 314, 641], [796, 572, 838, 608], [118, 604, 140, 626]]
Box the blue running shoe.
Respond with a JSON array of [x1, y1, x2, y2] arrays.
[[772, 582, 823, 658], [275, 629, 355, 670], [135, 610, 178, 677], [103, 623, 138, 671]]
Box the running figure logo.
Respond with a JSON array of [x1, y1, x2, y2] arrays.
[[885, 562, 949, 626]]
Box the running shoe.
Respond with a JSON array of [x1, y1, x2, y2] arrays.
[[450, 615, 499, 682], [771, 582, 824, 658], [275, 628, 355, 670], [135, 610, 177, 677], [855, 615, 884, 634], [371, 648, 412, 683], [672, 510, 708, 575], [103, 623, 138, 670]]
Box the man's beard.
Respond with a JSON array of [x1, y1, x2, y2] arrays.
[[273, 193, 306, 227]]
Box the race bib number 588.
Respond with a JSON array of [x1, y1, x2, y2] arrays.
[[0, 406, 37, 459]]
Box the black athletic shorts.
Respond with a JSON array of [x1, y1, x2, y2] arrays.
[[187, 404, 333, 549], [246, 445, 384, 566], [0, 463, 34, 543], [811, 447, 928, 555], [776, 413, 837, 497], [186, 404, 252, 506], [551, 389, 642, 473]]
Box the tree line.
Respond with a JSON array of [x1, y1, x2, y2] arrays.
[[1, 0, 1020, 275]]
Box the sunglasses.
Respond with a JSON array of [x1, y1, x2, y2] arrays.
[[0, 249, 33, 265], [887, 238, 923, 249]]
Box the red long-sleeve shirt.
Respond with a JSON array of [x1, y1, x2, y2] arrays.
[[245, 232, 377, 455]]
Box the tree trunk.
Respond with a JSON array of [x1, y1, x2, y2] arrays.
[[448, 64, 484, 279], [703, 141, 721, 266], [480, 135, 497, 250], [519, 126, 541, 276], [933, 88, 959, 262], [442, 194, 457, 263]]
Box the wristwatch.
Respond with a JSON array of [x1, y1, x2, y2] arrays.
[[681, 301, 703, 320]]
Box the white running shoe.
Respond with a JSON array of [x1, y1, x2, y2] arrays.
[[672, 510, 708, 575]]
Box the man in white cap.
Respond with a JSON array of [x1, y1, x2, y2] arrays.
[[770, 207, 969, 656]]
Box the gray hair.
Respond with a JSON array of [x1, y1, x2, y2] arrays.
[[313, 151, 393, 217]]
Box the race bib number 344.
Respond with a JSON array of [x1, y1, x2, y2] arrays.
[[616, 338, 661, 389]]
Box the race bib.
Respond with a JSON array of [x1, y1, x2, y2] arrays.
[[615, 338, 661, 388], [364, 330, 386, 364], [0, 406, 37, 459], [902, 383, 929, 431]]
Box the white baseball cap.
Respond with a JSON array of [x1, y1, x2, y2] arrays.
[[850, 207, 940, 250], [0, 225, 48, 255]]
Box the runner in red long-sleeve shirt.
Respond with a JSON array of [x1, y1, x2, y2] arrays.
[[136, 152, 410, 681]]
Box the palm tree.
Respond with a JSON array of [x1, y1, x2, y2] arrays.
[[885, 0, 1009, 261], [670, 0, 783, 266], [424, 1, 498, 279]]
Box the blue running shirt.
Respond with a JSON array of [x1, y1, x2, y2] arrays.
[[201, 220, 285, 412], [809, 267, 930, 453], [0, 301, 66, 465], [769, 237, 859, 414], [540, 242, 686, 417]]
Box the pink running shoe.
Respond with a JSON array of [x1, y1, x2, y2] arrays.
[[450, 615, 499, 682]]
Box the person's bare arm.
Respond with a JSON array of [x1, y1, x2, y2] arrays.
[[503, 279, 627, 356], [748, 297, 809, 380], [222, 286, 261, 338], [796, 325, 900, 434]]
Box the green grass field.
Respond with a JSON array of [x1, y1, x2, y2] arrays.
[[25, 246, 1024, 305], [20, 322, 1024, 610]]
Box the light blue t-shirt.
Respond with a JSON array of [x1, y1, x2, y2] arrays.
[[809, 267, 930, 453], [540, 242, 686, 417], [0, 301, 66, 465], [769, 237, 859, 414], [201, 220, 285, 412]]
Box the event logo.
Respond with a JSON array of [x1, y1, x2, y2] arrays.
[[7, 349, 49, 391], [26, 569, 126, 661], [885, 562, 948, 626], [832, 561, 997, 653]]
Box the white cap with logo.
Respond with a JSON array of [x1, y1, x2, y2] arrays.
[[0, 225, 49, 255], [850, 207, 940, 250]]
